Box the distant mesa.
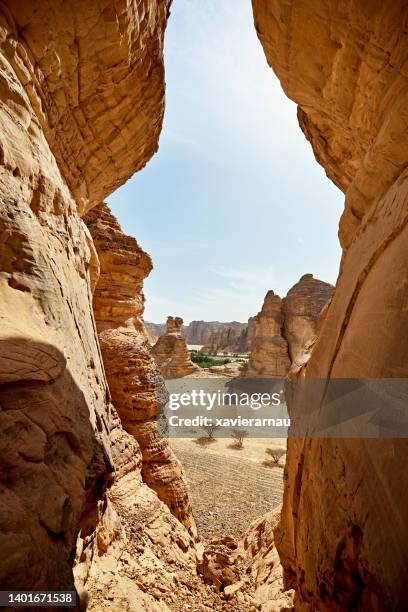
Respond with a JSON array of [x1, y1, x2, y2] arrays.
[[151, 316, 200, 379]]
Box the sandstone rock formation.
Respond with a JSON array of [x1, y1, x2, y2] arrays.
[[283, 274, 334, 366], [0, 0, 194, 603], [85, 203, 196, 535], [184, 320, 215, 345], [244, 276, 334, 378], [152, 316, 199, 378], [196, 509, 294, 609], [244, 291, 291, 378], [2, 0, 407, 608], [74, 409, 199, 611], [203, 322, 250, 354], [253, 0, 408, 608], [240, 316, 256, 353], [183, 320, 233, 345]]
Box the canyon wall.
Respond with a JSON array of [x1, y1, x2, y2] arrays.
[[0, 0, 185, 600], [152, 316, 199, 378], [253, 0, 408, 608]]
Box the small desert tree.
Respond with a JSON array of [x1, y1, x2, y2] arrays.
[[230, 428, 249, 449], [263, 447, 286, 467], [201, 423, 221, 440]]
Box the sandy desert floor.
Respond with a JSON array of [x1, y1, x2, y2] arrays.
[[170, 437, 286, 542]]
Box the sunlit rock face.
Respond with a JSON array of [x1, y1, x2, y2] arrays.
[[253, 0, 408, 608], [244, 291, 291, 378], [85, 203, 196, 535], [283, 274, 334, 366], [0, 0, 171, 595], [152, 316, 200, 378], [184, 320, 227, 345], [243, 276, 333, 378], [202, 322, 250, 354]]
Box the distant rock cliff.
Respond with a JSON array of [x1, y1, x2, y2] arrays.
[[202, 322, 248, 354], [144, 321, 166, 344], [183, 320, 241, 345], [147, 319, 251, 351]]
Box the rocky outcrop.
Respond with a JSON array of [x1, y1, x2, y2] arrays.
[[243, 277, 334, 378], [283, 274, 334, 366], [203, 322, 248, 354], [238, 508, 294, 610], [244, 291, 291, 378], [0, 0, 176, 598], [1, 0, 170, 215], [74, 410, 199, 611], [152, 316, 199, 379], [253, 0, 408, 608], [196, 510, 294, 609], [85, 204, 196, 536]]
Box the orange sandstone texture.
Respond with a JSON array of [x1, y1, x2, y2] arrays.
[[202, 321, 251, 354], [283, 273, 334, 366], [74, 409, 201, 612], [244, 276, 333, 378], [85, 204, 196, 536], [253, 0, 408, 609], [0, 0, 192, 603], [152, 316, 200, 378], [244, 290, 292, 378]]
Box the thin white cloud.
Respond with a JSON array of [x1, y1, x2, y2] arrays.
[[209, 264, 276, 293]]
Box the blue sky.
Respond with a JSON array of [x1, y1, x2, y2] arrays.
[[108, 0, 343, 324]]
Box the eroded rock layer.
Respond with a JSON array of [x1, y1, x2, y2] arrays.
[[85, 204, 196, 535], [1, 0, 170, 214], [283, 273, 334, 366], [244, 276, 333, 378], [253, 0, 408, 608], [244, 291, 291, 378], [152, 316, 200, 379], [183, 320, 232, 345], [203, 322, 250, 354]]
